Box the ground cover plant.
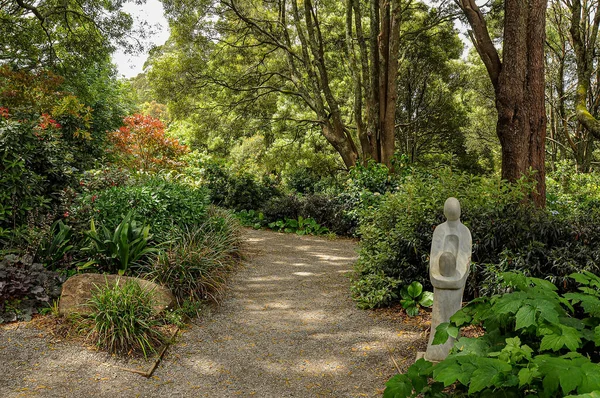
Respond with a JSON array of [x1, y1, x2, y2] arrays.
[[268, 216, 330, 236], [0, 255, 65, 323], [383, 271, 600, 397]]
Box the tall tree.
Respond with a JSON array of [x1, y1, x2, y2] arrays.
[[345, 0, 455, 167], [0, 0, 143, 73], [457, 0, 548, 206], [556, 0, 600, 171], [155, 0, 459, 169]]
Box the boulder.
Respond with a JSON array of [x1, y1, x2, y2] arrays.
[[59, 273, 176, 317]]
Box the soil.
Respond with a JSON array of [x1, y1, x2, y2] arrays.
[[0, 228, 429, 397]]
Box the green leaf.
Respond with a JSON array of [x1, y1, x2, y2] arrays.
[[383, 374, 414, 398], [540, 325, 581, 352], [518, 367, 537, 387], [450, 310, 472, 326], [418, 291, 433, 307], [565, 293, 600, 317], [405, 305, 419, 317], [494, 293, 527, 315], [453, 337, 490, 356], [534, 299, 561, 324], [570, 272, 593, 286], [535, 355, 588, 395], [433, 357, 464, 386], [580, 362, 600, 393], [595, 326, 600, 346], [447, 325, 459, 339], [565, 393, 600, 398], [515, 305, 536, 330], [407, 359, 433, 392], [432, 323, 450, 345], [407, 281, 423, 299], [468, 358, 513, 394]]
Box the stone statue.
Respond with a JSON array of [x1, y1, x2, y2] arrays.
[[424, 197, 472, 362]]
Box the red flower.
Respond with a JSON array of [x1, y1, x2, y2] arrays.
[[0, 107, 9, 119], [63, 211, 69, 218]]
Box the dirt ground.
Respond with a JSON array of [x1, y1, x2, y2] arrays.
[[0, 229, 429, 397]]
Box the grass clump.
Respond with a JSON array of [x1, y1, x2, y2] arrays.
[[85, 279, 168, 357], [143, 206, 242, 308]]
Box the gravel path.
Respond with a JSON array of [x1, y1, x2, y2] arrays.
[[0, 229, 427, 397]]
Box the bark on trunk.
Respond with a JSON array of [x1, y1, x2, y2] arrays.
[[459, 0, 547, 207]]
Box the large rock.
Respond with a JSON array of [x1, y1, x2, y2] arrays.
[[59, 273, 176, 317]]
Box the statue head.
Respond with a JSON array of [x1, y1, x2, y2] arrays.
[[439, 251, 456, 277], [444, 197, 461, 221]]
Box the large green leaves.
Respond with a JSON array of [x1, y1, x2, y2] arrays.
[[84, 211, 158, 274], [384, 271, 600, 397]]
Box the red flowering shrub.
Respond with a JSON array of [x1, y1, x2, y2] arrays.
[[109, 113, 189, 171]]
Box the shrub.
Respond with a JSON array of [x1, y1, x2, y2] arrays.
[[300, 194, 354, 235], [142, 207, 242, 305], [194, 159, 280, 211], [261, 194, 302, 223], [82, 212, 158, 275], [84, 279, 168, 357], [350, 272, 402, 309], [35, 220, 74, 271], [353, 168, 600, 303], [108, 113, 189, 171], [384, 271, 600, 397], [261, 193, 355, 236], [224, 172, 276, 211], [0, 117, 60, 234], [70, 176, 210, 237], [285, 166, 321, 194], [0, 255, 65, 323], [268, 216, 330, 235], [235, 209, 265, 229]]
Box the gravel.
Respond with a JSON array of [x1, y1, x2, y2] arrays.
[[0, 229, 427, 397]]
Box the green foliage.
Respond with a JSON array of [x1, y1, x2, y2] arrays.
[[1, 0, 137, 75], [70, 176, 210, 237], [235, 209, 265, 229], [0, 67, 129, 247], [142, 207, 241, 304], [189, 158, 279, 212], [0, 255, 65, 323], [285, 167, 322, 194], [83, 212, 157, 275], [268, 216, 330, 236], [354, 168, 600, 303], [400, 281, 434, 316], [350, 272, 402, 309], [35, 220, 74, 270], [83, 279, 168, 358], [0, 117, 64, 234], [384, 272, 600, 397]]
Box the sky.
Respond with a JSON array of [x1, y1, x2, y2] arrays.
[[111, 0, 170, 79]]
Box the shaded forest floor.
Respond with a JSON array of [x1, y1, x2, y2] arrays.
[[0, 229, 429, 397]]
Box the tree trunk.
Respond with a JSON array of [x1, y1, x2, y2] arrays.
[[459, 0, 547, 206], [350, 0, 400, 168]]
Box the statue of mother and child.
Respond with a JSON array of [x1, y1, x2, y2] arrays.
[[422, 197, 471, 362]]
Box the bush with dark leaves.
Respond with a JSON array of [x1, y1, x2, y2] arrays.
[[0, 255, 65, 323]]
